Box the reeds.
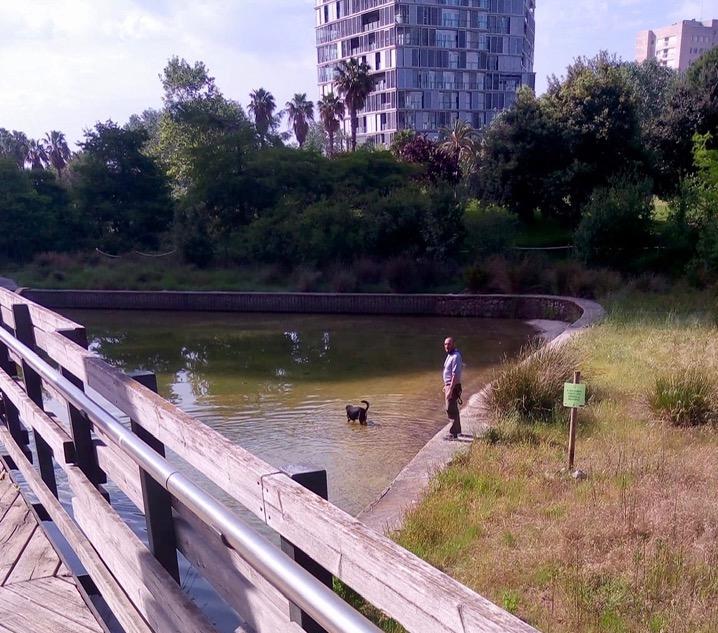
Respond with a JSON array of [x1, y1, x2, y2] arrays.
[[649, 369, 717, 426], [486, 341, 580, 423]]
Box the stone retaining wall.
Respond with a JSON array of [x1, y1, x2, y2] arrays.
[[18, 290, 585, 322]]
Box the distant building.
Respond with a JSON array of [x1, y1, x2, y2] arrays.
[[636, 19, 718, 71], [315, 0, 536, 147]]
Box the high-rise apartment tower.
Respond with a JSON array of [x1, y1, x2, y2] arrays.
[[636, 19, 718, 71], [315, 0, 536, 146]]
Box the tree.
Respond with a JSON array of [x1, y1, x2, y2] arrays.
[[125, 108, 162, 139], [248, 88, 280, 147], [160, 57, 220, 114], [545, 53, 645, 222], [334, 58, 374, 151], [439, 119, 478, 176], [391, 131, 459, 185], [0, 160, 65, 261], [620, 59, 677, 127], [479, 88, 571, 221], [25, 139, 48, 170], [686, 47, 718, 138], [318, 92, 345, 156], [285, 93, 314, 148], [691, 133, 718, 282], [574, 177, 654, 270], [73, 121, 173, 251], [0, 129, 29, 169], [43, 130, 71, 179], [155, 58, 251, 193]]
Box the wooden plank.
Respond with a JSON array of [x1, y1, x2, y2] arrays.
[[34, 329, 88, 383], [0, 427, 154, 633], [83, 353, 279, 511], [0, 475, 19, 523], [68, 466, 218, 633], [5, 526, 60, 585], [173, 500, 302, 633], [0, 288, 80, 333], [0, 497, 36, 585], [95, 436, 296, 633], [0, 371, 75, 466], [0, 576, 102, 633]]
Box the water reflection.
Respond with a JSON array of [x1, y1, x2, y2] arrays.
[[67, 310, 535, 515]]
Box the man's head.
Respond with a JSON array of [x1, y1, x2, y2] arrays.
[[444, 337, 455, 353]]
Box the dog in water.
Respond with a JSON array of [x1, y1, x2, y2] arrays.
[[346, 400, 370, 425]]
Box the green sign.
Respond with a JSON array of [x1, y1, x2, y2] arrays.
[[563, 383, 586, 408]]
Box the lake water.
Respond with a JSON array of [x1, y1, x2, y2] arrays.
[[63, 310, 536, 517]]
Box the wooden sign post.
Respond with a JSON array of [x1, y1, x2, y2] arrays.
[[563, 371, 585, 471]]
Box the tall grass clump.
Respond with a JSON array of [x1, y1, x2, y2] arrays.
[[486, 341, 580, 423], [649, 369, 717, 426]]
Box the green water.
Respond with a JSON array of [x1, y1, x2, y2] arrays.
[[64, 310, 535, 516]]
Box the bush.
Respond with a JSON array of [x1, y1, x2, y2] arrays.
[[649, 370, 717, 426], [486, 342, 580, 423], [329, 269, 358, 293], [385, 256, 421, 293], [464, 264, 489, 292], [463, 200, 519, 258], [353, 258, 383, 285], [575, 177, 654, 271], [293, 267, 322, 292]]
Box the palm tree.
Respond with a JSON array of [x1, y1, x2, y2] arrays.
[[248, 88, 278, 146], [333, 58, 374, 151], [439, 119, 478, 174], [25, 139, 48, 170], [43, 130, 72, 178], [318, 92, 345, 156], [285, 94, 314, 148]]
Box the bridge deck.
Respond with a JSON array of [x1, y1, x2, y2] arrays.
[[0, 466, 103, 633]]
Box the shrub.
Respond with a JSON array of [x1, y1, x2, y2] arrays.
[[353, 257, 383, 285], [486, 342, 580, 423], [329, 269, 358, 293], [385, 256, 421, 293], [463, 200, 519, 258], [293, 267, 322, 292], [649, 370, 717, 426], [575, 177, 654, 271], [464, 264, 489, 292]]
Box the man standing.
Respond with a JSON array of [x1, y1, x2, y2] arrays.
[[443, 337, 463, 439]]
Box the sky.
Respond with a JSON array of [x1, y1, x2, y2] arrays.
[[0, 0, 716, 148]]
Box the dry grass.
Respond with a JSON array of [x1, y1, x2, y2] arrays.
[[392, 287, 718, 633]]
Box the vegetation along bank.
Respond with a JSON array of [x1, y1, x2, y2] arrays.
[[372, 289, 717, 633]]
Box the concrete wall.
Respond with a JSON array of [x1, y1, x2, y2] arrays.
[[18, 290, 587, 323]]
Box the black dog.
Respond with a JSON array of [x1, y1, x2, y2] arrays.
[[346, 400, 370, 425]]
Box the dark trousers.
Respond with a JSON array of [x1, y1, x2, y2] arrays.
[[446, 383, 462, 436]]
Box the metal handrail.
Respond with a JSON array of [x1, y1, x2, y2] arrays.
[[0, 326, 382, 633]]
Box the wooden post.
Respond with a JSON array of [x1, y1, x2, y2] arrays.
[[58, 327, 107, 487], [280, 465, 332, 633], [568, 370, 581, 471], [0, 310, 30, 462], [12, 304, 57, 497], [130, 371, 180, 584]]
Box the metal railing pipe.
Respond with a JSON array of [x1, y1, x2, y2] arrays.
[[0, 326, 382, 633]]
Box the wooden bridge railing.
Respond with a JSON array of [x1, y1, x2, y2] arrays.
[[0, 288, 538, 633]]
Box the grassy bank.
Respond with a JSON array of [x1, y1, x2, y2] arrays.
[[390, 288, 718, 633], [6, 252, 462, 294]]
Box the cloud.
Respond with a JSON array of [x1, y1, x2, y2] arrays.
[[0, 1, 317, 145]]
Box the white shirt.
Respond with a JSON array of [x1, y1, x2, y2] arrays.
[[443, 350, 462, 385]]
